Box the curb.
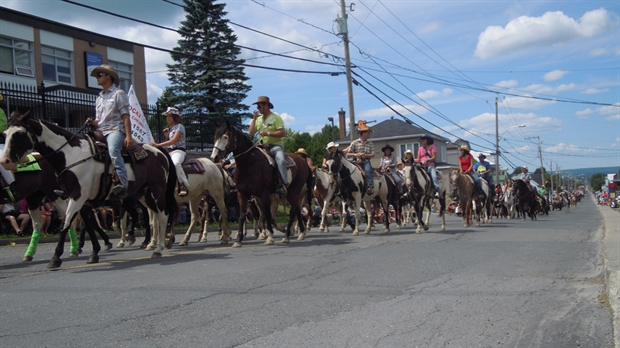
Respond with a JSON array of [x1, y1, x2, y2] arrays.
[[593, 194, 620, 347]]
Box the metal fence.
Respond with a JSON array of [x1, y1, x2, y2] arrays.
[[0, 81, 220, 153]]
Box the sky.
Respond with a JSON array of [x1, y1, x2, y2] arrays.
[[2, 0, 619, 171]]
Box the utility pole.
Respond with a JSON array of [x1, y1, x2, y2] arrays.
[[526, 135, 545, 189], [336, 0, 356, 141], [549, 159, 553, 199], [495, 96, 500, 184]]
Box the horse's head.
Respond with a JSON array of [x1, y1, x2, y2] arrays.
[[324, 149, 342, 180], [404, 164, 414, 187], [449, 168, 460, 184], [1, 110, 36, 171], [212, 121, 235, 163]]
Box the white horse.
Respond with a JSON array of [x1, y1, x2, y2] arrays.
[[314, 167, 348, 233], [503, 189, 516, 219], [473, 178, 492, 225]]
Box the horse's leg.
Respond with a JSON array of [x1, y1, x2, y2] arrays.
[[22, 206, 44, 262], [423, 196, 432, 231], [114, 208, 126, 247], [144, 208, 158, 250], [180, 198, 200, 245], [81, 209, 102, 264], [214, 194, 231, 244], [233, 192, 249, 248], [263, 194, 277, 245], [48, 204, 81, 268]]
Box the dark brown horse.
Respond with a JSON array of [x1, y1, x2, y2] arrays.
[[211, 122, 312, 247], [512, 179, 538, 221]]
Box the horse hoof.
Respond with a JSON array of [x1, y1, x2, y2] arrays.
[[179, 240, 188, 246], [384, 229, 390, 233], [220, 239, 229, 245], [200, 237, 208, 243], [151, 252, 162, 259], [47, 259, 62, 269], [441, 226, 446, 231], [423, 225, 429, 231], [364, 230, 371, 235], [281, 238, 290, 243], [116, 241, 125, 248], [165, 241, 173, 249], [265, 239, 275, 245], [127, 236, 136, 246], [232, 242, 242, 248], [140, 242, 148, 249], [77, 248, 83, 255], [69, 252, 79, 258], [297, 233, 305, 240], [145, 245, 154, 251], [105, 243, 113, 251], [22, 256, 33, 262], [339, 228, 345, 232], [87, 255, 99, 264], [352, 231, 359, 236], [258, 234, 266, 240]]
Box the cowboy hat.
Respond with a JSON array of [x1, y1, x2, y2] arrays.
[[252, 96, 274, 109], [459, 144, 470, 152], [478, 153, 486, 159], [326, 141, 338, 150], [522, 165, 528, 170], [357, 120, 374, 133], [381, 144, 394, 153], [161, 107, 182, 118], [90, 64, 120, 85], [419, 133, 434, 145], [295, 148, 308, 156], [404, 149, 413, 155]]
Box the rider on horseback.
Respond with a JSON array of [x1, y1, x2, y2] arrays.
[[150, 107, 189, 197], [343, 122, 375, 195], [415, 134, 440, 198], [473, 153, 494, 197], [87, 64, 133, 198], [249, 96, 288, 196], [379, 144, 405, 195], [452, 144, 482, 199]]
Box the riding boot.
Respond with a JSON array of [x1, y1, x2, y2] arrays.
[[275, 175, 287, 196]]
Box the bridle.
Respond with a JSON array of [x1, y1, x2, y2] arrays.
[[213, 128, 259, 160]]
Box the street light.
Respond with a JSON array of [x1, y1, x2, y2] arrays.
[[327, 117, 335, 141]]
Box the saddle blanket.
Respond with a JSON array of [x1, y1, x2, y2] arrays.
[[181, 158, 205, 175], [16, 154, 41, 172]]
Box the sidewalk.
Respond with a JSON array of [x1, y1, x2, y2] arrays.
[[594, 196, 620, 347]]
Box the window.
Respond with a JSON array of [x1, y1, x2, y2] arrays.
[[0, 36, 34, 77], [399, 142, 419, 160], [440, 145, 446, 163], [41, 46, 73, 84], [108, 61, 133, 92]]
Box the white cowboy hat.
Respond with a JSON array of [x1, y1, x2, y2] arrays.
[[326, 141, 338, 150], [162, 107, 182, 118]]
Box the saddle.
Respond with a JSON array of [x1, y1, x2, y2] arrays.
[[181, 158, 205, 175], [256, 146, 296, 168], [87, 130, 149, 164]]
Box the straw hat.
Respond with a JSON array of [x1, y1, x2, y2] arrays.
[[326, 141, 338, 150], [161, 107, 182, 118], [252, 96, 274, 109], [459, 144, 470, 152], [295, 148, 308, 156], [90, 64, 120, 85], [404, 149, 413, 156]]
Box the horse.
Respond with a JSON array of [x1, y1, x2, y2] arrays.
[[314, 167, 348, 233], [512, 180, 538, 221], [503, 189, 516, 219], [403, 164, 447, 233], [171, 157, 232, 246], [211, 121, 312, 247], [477, 178, 493, 224], [324, 149, 397, 235], [449, 169, 478, 227], [0, 111, 178, 268], [114, 197, 152, 248]]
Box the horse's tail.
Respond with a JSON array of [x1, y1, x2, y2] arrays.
[[305, 161, 314, 211], [159, 147, 179, 223]]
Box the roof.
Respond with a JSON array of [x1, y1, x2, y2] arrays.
[[335, 118, 448, 144]]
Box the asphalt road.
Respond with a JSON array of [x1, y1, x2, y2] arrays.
[[0, 198, 613, 347]]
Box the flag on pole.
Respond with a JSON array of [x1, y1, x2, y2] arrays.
[[127, 85, 154, 144]]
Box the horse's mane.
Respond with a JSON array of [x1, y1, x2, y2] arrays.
[[41, 119, 85, 141], [215, 122, 253, 144]]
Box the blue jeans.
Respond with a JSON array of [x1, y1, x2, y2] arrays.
[[361, 161, 373, 188], [469, 172, 481, 190], [427, 166, 440, 192], [269, 145, 288, 185], [106, 131, 128, 188]]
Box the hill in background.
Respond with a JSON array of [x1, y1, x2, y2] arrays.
[[563, 166, 619, 177]]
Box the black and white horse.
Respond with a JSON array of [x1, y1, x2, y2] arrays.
[[0, 111, 177, 268], [403, 164, 447, 232]]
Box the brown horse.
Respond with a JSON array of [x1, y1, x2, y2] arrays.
[[211, 122, 312, 247], [512, 179, 538, 220], [449, 169, 477, 227]]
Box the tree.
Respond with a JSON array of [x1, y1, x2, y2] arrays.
[[282, 124, 339, 166], [590, 173, 606, 191], [160, 0, 251, 149]]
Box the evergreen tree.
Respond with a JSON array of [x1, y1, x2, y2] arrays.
[[161, 0, 251, 150]]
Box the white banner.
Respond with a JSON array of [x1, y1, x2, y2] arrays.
[[127, 85, 154, 144]]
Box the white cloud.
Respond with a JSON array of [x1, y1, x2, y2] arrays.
[[616, 138, 620, 142], [596, 103, 620, 115], [606, 115, 620, 121], [543, 70, 568, 81], [590, 48, 610, 56], [503, 95, 556, 110], [280, 112, 296, 126], [580, 88, 609, 95], [475, 9, 613, 59], [146, 80, 164, 105], [416, 88, 453, 99], [544, 143, 580, 153], [457, 112, 561, 138], [495, 80, 518, 88], [575, 108, 593, 119], [305, 124, 324, 135], [418, 21, 441, 34], [612, 143, 617, 148], [358, 103, 429, 119]]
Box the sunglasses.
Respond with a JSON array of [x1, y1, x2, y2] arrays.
[[256, 103, 266, 108], [96, 73, 107, 78]]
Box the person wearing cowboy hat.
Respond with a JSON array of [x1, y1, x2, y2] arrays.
[[454, 144, 481, 198], [295, 148, 313, 167], [402, 149, 414, 165], [248, 96, 287, 196], [86, 64, 133, 197], [150, 107, 189, 196], [379, 144, 404, 194], [343, 122, 376, 194], [322, 142, 338, 169], [415, 134, 440, 197], [473, 153, 494, 190], [0, 93, 18, 203]]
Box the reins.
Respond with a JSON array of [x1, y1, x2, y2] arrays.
[[17, 121, 89, 168]]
